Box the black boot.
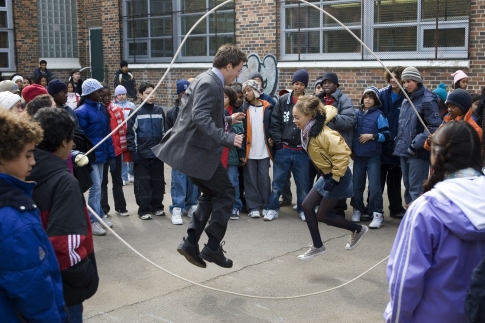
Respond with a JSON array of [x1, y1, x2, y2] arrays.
[[177, 237, 206, 268], [200, 242, 233, 268]]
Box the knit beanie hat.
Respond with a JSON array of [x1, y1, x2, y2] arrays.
[[292, 69, 309, 87], [446, 89, 472, 115], [249, 71, 264, 84], [47, 79, 68, 95], [314, 77, 323, 89], [176, 79, 190, 95], [242, 79, 262, 99], [401, 67, 422, 83], [451, 70, 468, 86], [120, 60, 128, 68], [432, 83, 447, 102], [11, 75, 23, 84], [320, 72, 339, 87], [0, 91, 21, 110], [81, 78, 103, 97], [360, 86, 382, 107], [0, 80, 20, 94], [22, 84, 48, 103], [114, 85, 127, 96]]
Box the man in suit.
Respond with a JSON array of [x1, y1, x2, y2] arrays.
[[153, 44, 247, 269]]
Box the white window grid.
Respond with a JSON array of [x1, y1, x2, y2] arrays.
[[0, 0, 15, 70]]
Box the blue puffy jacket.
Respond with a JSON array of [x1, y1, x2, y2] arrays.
[[75, 99, 115, 164], [0, 173, 67, 322]]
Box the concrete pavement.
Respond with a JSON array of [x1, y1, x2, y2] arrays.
[[84, 165, 402, 322]]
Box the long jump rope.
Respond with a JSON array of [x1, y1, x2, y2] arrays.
[[83, 0, 432, 300]]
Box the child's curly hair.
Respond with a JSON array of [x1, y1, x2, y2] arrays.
[[0, 109, 43, 161]]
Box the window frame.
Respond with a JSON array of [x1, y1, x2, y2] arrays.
[[280, 0, 469, 61], [0, 0, 15, 71]]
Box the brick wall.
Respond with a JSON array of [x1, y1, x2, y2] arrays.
[[101, 0, 122, 84], [13, 0, 39, 77]]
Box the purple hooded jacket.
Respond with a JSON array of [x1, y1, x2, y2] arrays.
[[385, 175, 485, 323]]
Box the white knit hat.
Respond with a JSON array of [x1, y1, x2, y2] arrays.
[[0, 91, 21, 110]]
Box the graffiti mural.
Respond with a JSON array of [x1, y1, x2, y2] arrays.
[[235, 53, 279, 97]]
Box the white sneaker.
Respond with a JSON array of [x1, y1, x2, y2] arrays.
[[249, 210, 261, 218], [262, 209, 269, 217], [299, 211, 306, 222], [154, 210, 165, 216], [345, 225, 369, 251], [292, 205, 297, 211], [298, 244, 326, 260], [171, 212, 183, 225], [139, 214, 152, 220], [101, 217, 113, 228], [122, 180, 126, 186], [263, 210, 278, 221], [91, 222, 106, 236], [369, 212, 384, 229], [187, 205, 197, 218], [128, 174, 134, 183], [351, 209, 361, 223], [230, 208, 240, 220]]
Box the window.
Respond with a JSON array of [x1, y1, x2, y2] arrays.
[[281, 0, 470, 61], [0, 0, 15, 70], [123, 0, 235, 62], [37, 0, 79, 58]]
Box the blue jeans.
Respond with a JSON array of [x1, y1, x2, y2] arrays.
[[227, 165, 243, 210], [400, 157, 430, 204], [267, 148, 309, 212], [88, 163, 105, 223], [66, 303, 83, 323], [122, 159, 133, 181], [169, 168, 198, 213], [351, 155, 383, 214]]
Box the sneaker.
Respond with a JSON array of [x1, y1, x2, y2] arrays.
[[292, 205, 297, 211], [154, 210, 165, 216], [230, 208, 240, 220], [360, 213, 372, 222], [116, 209, 129, 217], [139, 214, 152, 220], [299, 211, 306, 222], [262, 209, 269, 217], [369, 212, 384, 229], [351, 209, 361, 223], [128, 174, 134, 183], [199, 242, 233, 268], [263, 210, 278, 221], [390, 212, 405, 219], [345, 225, 369, 251], [187, 205, 197, 218], [91, 222, 106, 236], [248, 210, 260, 218], [279, 199, 291, 207], [101, 217, 113, 228], [122, 180, 127, 186], [171, 213, 183, 225], [298, 244, 327, 260]]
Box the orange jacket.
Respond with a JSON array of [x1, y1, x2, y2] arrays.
[[424, 109, 483, 151]]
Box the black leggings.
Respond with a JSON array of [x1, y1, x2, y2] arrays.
[[301, 188, 362, 248]]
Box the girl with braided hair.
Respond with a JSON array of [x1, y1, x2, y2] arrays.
[[385, 121, 485, 323], [293, 96, 368, 260]]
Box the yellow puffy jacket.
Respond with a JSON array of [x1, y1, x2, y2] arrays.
[[307, 105, 351, 182]]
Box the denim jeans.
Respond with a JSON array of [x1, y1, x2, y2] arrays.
[[88, 163, 105, 223], [267, 147, 309, 212], [170, 168, 199, 213], [400, 157, 430, 204], [122, 159, 133, 182], [227, 165, 243, 210], [351, 155, 383, 214], [66, 303, 83, 323]]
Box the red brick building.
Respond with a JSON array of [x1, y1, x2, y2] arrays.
[[5, 0, 483, 106]]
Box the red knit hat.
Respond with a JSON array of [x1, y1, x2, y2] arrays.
[[22, 84, 49, 103]]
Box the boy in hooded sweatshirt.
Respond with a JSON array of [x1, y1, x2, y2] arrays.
[[27, 108, 99, 322], [0, 109, 67, 322], [350, 87, 391, 229], [385, 121, 485, 323], [114, 60, 137, 101]]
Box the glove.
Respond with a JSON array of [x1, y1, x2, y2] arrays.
[[407, 144, 417, 156], [131, 152, 141, 165], [108, 158, 117, 171], [71, 150, 89, 167], [324, 179, 339, 192]]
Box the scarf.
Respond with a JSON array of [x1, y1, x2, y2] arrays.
[[109, 103, 127, 151], [301, 119, 316, 151], [323, 95, 335, 106]]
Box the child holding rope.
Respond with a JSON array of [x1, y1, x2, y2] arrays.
[[294, 96, 368, 260]]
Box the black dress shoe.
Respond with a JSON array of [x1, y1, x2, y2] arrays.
[[177, 237, 206, 268], [200, 242, 233, 268]]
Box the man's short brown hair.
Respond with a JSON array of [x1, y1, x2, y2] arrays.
[[213, 44, 248, 69], [385, 66, 405, 84], [0, 109, 43, 161]]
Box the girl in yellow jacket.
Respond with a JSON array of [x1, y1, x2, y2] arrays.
[[293, 96, 368, 260]]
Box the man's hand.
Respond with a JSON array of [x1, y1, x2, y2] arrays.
[[240, 157, 247, 166], [268, 138, 274, 146], [231, 112, 245, 124], [234, 134, 244, 148], [359, 133, 374, 144]]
